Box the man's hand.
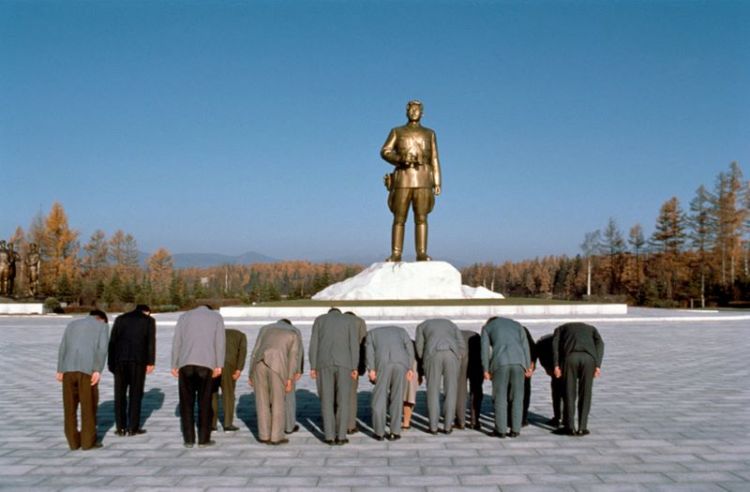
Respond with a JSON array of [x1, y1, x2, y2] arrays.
[[484, 371, 491, 381], [171, 368, 179, 378], [524, 367, 533, 378], [294, 372, 302, 381], [406, 369, 414, 381], [369, 370, 377, 383], [56, 372, 63, 382], [434, 185, 441, 196], [248, 377, 253, 387], [351, 370, 358, 380], [554, 366, 562, 379], [212, 368, 222, 378], [146, 365, 155, 375], [594, 367, 601, 378], [91, 372, 100, 386], [310, 369, 317, 380], [285, 379, 293, 393], [232, 370, 241, 381]]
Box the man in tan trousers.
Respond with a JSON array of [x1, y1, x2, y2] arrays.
[[249, 321, 302, 445]]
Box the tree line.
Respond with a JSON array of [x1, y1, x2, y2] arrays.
[[5, 203, 362, 311], [462, 161, 750, 307]]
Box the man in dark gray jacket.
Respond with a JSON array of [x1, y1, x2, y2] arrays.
[[553, 322, 604, 436], [171, 305, 226, 448], [415, 318, 466, 434], [366, 325, 415, 441], [309, 308, 360, 445], [481, 317, 531, 438]]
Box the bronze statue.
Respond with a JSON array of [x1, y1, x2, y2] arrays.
[[26, 243, 41, 297], [0, 240, 8, 296], [6, 242, 19, 297], [381, 100, 441, 262]]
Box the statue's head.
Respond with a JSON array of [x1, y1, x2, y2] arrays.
[[29, 243, 38, 252], [406, 100, 423, 122]]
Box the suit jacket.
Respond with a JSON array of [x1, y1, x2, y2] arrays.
[[251, 324, 301, 381], [524, 327, 538, 365], [224, 329, 247, 372], [278, 321, 304, 374], [462, 330, 484, 382], [58, 315, 109, 374], [552, 322, 604, 368], [381, 123, 441, 189], [535, 333, 556, 374], [108, 309, 156, 372], [365, 325, 415, 372], [171, 306, 226, 370], [481, 317, 531, 373], [415, 318, 465, 362], [309, 311, 359, 371]]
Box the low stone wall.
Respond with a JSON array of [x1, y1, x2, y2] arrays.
[[0, 303, 44, 315]]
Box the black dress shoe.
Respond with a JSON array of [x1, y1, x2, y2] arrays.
[[184, 442, 195, 448], [577, 429, 590, 436], [508, 431, 519, 438], [546, 418, 561, 427], [224, 425, 239, 432], [455, 424, 465, 430], [285, 424, 300, 434], [521, 420, 529, 427], [269, 438, 289, 445], [114, 429, 127, 437], [257, 438, 270, 444], [472, 423, 482, 431], [388, 433, 401, 441], [197, 440, 216, 448], [347, 428, 359, 435], [491, 430, 506, 438], [442, 428, 453, 435], [128, 429, 146, 436], [553, 428, 576, 436], [374, 434, 385, 441], [335, 438, 349, 445], [324, 439, 336, 445], [82, 442, 103, 450], [428, 429, 438, 435]]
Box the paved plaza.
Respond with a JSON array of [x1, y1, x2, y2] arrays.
[[0, 307, 749, 491]]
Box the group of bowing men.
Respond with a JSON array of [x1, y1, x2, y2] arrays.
[[56, 305, 604, 450]]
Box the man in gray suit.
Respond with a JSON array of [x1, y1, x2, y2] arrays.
[[481, 316, 531, 438], [249, 320, 302, 445], [309, 308, 360, 445], [345, 311, 367, 434], [277, 319, 304, 435], [415, 318, 466, 434], [171, 305, 225, 448], [366, 325, 415, 441]]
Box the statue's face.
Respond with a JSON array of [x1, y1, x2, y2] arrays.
[[407, 103, 422, 122]]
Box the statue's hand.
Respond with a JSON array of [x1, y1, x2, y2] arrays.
[[434, 185, 441, 196]]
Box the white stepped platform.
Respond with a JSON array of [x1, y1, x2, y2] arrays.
[[0, 303, 44, 315], [311, 261, 503, 301]]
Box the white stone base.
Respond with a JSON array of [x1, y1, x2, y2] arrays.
[[0, 303, 44, 315], [311, 261, 504, 300]]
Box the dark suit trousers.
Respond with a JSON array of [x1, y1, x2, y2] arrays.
[[468, 374, 484, 427], [551, 376, 564, 421], [62, 372, 99, 450], [211, 366, 238, 428], [508, 376, 532, 427], [493, 365, 524, 433], [317, 366, 352, 441], [113, 362, 146, 432], [563, 352, 596, 431], [178, 365, 214, 444]]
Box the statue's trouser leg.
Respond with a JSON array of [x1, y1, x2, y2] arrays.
[[389, 188, 412, 261], [413, 189, 435, 261]]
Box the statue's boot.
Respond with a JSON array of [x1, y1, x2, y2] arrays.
[[415, 223, 431, 261], [387, 224, 404, 262]]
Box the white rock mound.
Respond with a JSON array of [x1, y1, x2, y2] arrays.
[[312, 261, 504, 301]]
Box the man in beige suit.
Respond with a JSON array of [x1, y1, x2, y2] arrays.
[[249, 321, 301, 445]]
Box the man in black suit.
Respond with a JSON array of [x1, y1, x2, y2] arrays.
[[552, 322, 604, 436], [535, 331, 564, 427], [108, 304, 156, 436]]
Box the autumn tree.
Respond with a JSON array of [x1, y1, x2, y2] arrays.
[[688, 185, 714, 307], [711, 162, 747, 286], [148, 247, 174, 304], [109, 230, 140, 281], [580, 230, 602, 297], [42, 202, 80, 297]]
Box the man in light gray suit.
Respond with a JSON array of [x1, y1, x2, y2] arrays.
[[366, 325, 415, 441], [249, 320, 302, 445], [309, 308, 360, 445], [481, 316, 531, 438], [278, 319, 304, 435], [415, 318, 466, 434]]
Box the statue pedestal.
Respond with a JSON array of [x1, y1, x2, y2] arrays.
[[311, 261, 503, 301]]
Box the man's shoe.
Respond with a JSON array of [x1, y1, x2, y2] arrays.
[[335, 438, 349, 445], [546, 418, 561, 427], [258, 438, 270, 444], [455, 424, 465, 430], [374, 434, 385, 441], [522, 420, 529, 427], [269, 438, 289, 445], [442, 428, 453, 435], [472, 423, 482, 431], [285, 425, 300, 434], [508, 431, 519, 438], [347, 428, 359, 435], [324, 439, 336, 445], [184, 442, 195, 448], [128, 429, 146, 436], [491, 430, 506, 438], [388, 433, 401, 441], [428, 429, 438, 435], [553, 428, 576, 436], [197, 440, 216, 448], [577, 429, 590, 436], [223, 425, 239, 432], [82, 442, 103, 450], [114, 429, 127, 437]]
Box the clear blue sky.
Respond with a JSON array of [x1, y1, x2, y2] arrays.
[[2, 0, 748, 264]]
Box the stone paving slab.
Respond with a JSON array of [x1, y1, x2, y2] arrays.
[[0, 308, 748, 491]]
